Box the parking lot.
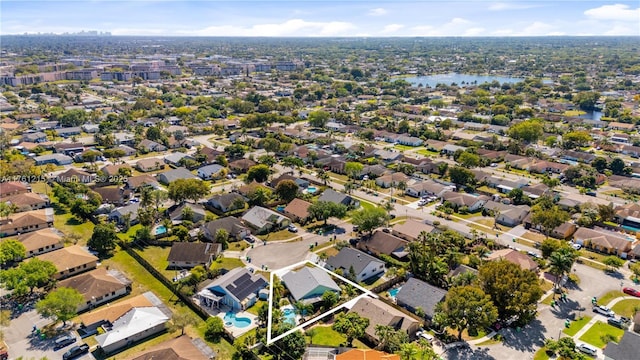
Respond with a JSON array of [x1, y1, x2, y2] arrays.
[[3, 308, 93, 360]]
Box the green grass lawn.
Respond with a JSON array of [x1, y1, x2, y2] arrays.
[[598, 290, 625, 306], [579, 321, 624, 348], [257, 229, 300, 241], [228, 241, 250, 251], [563, 316, 592, 336], [611, 299, 640, 318], [210, 257, 245, 272], [117, 224, 143, 241], [533, 348, 550, 360], [563, 110, 587, 117], [53, 212, 95, 244], [393, 144, 419, 152], [246, 300, 267, 316], [416, 149, 440, 157], [307, 326, 346, 347], [133, 245, 173, 279]]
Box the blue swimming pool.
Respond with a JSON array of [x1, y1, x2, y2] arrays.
[[282, 306, 297, 325], [154, 225, 167, 235], [621, 225, 640, 233], [389, 287, 402, 299], [306, 186, 317, 194], [223, 312, 252, 328]]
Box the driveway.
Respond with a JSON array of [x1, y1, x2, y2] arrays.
[[245, 219, 354, 270], [3, 308, 93, 360]]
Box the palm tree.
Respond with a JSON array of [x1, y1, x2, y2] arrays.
[[399, 343, 418, 360], [317, 169, 330, 186], [549, 248, 577, 289], [293, 301, 313, 321]]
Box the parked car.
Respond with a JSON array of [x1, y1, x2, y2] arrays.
[[593, 305, 615, 317], [623, 287, 640, 297], [416, 330, 434, 342], [287, 224, 298, 233], [418, 199, 428, 206], [576, 343, 598, 356], [54, 334, 76, 350], [63, 344, 89, 360], [571, 243, 582, 250], [244, 235, 257, 243], [607, 317, 627, 329]]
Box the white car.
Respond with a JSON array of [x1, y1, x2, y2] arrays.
[[593, 305, 615, 317], [571, 243, 582, 250], [416, 331, 433, 342], [576, 343, 597, 356], [417, 199, 428, 206]]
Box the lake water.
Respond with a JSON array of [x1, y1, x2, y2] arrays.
[[405, 73, 524, 88], [578, 110, 603, 121]]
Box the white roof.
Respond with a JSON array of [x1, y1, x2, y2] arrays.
[[96, 307, 169, 349]]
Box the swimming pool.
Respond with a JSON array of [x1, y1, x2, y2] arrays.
[[154, 225, 167, 235], [223, 312, 252, 328], [389, 287, 402, 299], [621, 225, 640, 233], [305, 186, 318, 194], [282, 306, 297, 325]]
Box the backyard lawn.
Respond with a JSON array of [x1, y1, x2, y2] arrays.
[[598, 290, 625, 306], [579, 321, 624, 348], [257, 229, 300, 242], [307, 326, 346, 347], [53, 212, 95, 243], [611, 299, 640, 318], [563, 316, 592, 336], [133, 245, 173, 279], [210, 257, 245, 272]]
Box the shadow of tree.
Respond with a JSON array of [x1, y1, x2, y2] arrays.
[[498, 319, 547, 352]]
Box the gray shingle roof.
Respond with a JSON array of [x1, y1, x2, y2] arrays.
[[395, 277, 447, 319], [318, 188, 351, 206], [207, 268, 267, 303], [325, 247, 382, 276], [602, 331, 640, 360], [281, 267, 340, 302]]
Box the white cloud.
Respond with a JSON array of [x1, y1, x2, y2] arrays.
[[584, 4, 640, 22], [381, 24, 404, 34], [488, 2, 540, 11], [464, 27, 486, 36], [604, 24, 638, 35], [411, 18, 474, 36], [178, 19, 357, 37], [368, 8, 387, 16]]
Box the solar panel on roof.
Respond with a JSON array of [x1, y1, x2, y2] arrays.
[[225, 273, 267, 301]]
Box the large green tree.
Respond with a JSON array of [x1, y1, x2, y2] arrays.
[[308, 110, 330, 128], [88, 222, 118, 257], [448, 166, 476, 188], [167, 178, 210, 204], [434, 285, 498, 340], [478, 260, 543, 323], [530, 204, 569, 238], [36, 287, 83, 325], [332, 312, 369, 346], [345, 162, 364, 180], [375, 325, 410, 354], [507, 119, 544, 143], [350, 206, 389, 236], [548, 247, 578, 288], [275, 180, 299, 202], [308, 201, 347, 225], [0, 238, 26, 265], [204, 316, 225, 342], [246, 164, 271, 183]]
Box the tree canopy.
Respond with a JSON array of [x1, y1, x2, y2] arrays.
[[507, 119, 544, 143], [350, 206, 389, 236], [434, 285, 498, 340], [168, 178, 210, 203], [308, 201, 348, 225], [88, 222, 119, 257], [332, 312, 369, 346], [36, 287, 83, 325], [0, 238, 26, 265]]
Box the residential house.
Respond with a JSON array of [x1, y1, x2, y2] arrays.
[[283, 198, 312, 223], [0, 181, 29, 197], [603, 331, 640, 360], [448, 264, 478, 280], [114, 132, 135, 146], [406, 180, 454, 198], [201, 217, 250, 242], [3, 192, 49, 212], [167, 242, 220, 269], [157, 167, 198, 185], [236, 181, 272, 198], [94, 187, 132, 206], [358, 231, 410, 260], [614, 203, 640, 229], [205, 193, 245, 213], [197, 164, 226, 180], [168, 202, 206, 223], [373, 149, 402, 163], [124, 175, 160, 192], [17, 228, 63, 258], [101, 164, 132, 178], [318, 189, 359, 208], [325, 248, 385, 283], [442, 144, 467, 155], [375, 172, 409, 189], [318, 157, 347, 174], [137, 139, 167, 153], [396, 277, 447, 322], [391, 219, 435, 241], [57, 267, 131, 312], [486, 250, 538, 272], [495, 205, 530, 227], [37, 245, 99, 279], [442, 192, 489, 212], [562, 150, 596, 164], [270, 174, 309, 189], [0, 208, 54, 237], [164, 153, 196, 167], [486, 177, 529, 194], [573, 227, 633, 256], [241, 206, 290, 234], [198, 268, 267, 310], [522, 183, 550, 200], [396, 136, 423, 146], [608, 122, 636, 131], [335, 349, 399, 360], [196, 146, 224, 164], [109, 203, 140, 226], [53, 142, 84, 155], [282, 266, 341, 305], [229, 158, 257, 173], [135, 158, 165, 172], [122, 335, 216, 360], [96, 305, 170, 354], [55, 127, 82, 138], [33, 153, 73, 165], [22, 131, 47, 143], [348, 297, 420, 343], [55, 168, 94, 184], [362, 164, 390, 178], [78, 292, 159, 337]]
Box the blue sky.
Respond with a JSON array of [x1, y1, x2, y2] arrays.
[[1, 1, 638, 36]]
